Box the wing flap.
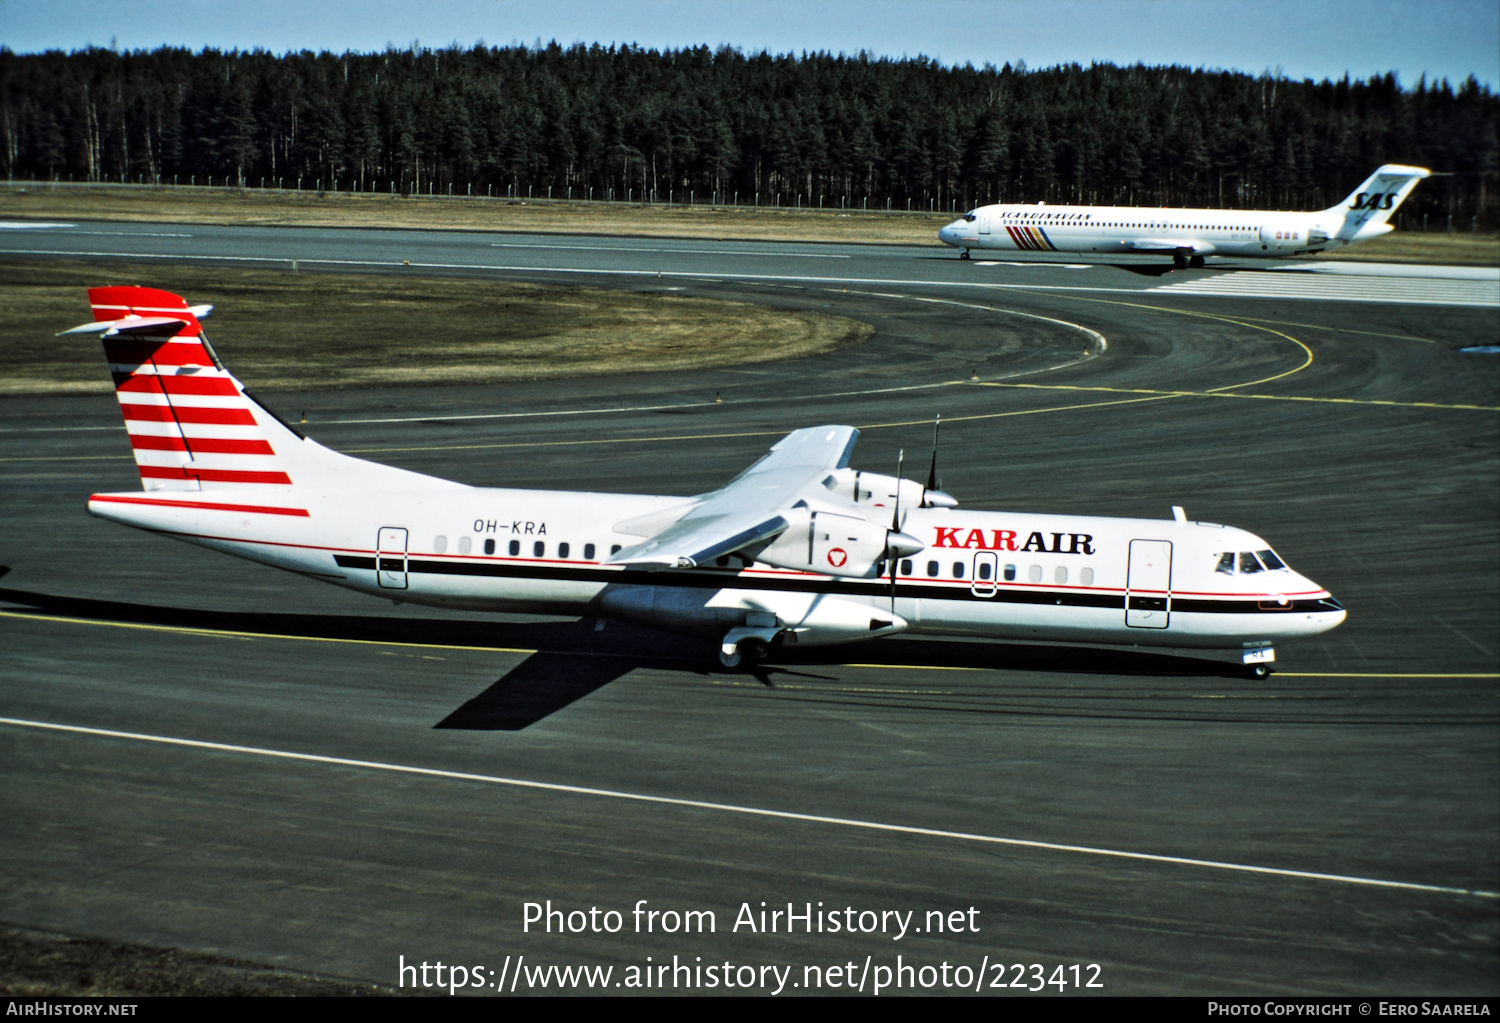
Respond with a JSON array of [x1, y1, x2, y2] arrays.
[[608, 511, 789, 568]]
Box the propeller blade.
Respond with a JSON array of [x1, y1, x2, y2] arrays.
[[926, 414, 941, 492], [889, 449, 904, 607]]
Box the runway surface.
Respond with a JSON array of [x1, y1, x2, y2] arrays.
[[1, 223, 1497, 995]]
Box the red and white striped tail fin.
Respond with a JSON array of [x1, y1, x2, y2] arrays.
[[82, 286, 296, 492]]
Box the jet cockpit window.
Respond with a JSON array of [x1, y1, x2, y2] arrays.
[[1257, 549, 1287, 570], [963, 211, 977, 222], [1215, 552, 1235, 574], [1239, 552, 1264, 574]]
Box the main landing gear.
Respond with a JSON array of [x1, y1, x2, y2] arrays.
[[718, 622, 781, 669], [1172, 253, 1206, 270]]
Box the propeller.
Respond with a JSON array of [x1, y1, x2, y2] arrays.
[[889, 449, 903, 608], [884, 448, 926, 609], [926, 414, 941, 493], [921, 413, 958, 508]]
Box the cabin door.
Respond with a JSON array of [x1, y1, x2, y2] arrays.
[[377, 526, 409, 590], [979, 209, 992, 235], [1125, 539, 1172, 628]]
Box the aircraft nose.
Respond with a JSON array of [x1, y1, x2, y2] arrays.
[[938, 223, 960, 245]]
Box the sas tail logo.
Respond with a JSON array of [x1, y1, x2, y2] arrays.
[[1348, 192, 1397, 211], [1005, 225, 1056, 251]]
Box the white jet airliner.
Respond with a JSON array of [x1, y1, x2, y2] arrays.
[[938, 164, 1429, 267], [64, 287, 1345, 678]]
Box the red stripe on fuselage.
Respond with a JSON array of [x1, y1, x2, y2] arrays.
[[114, 374, 239, 396], [119, 404, 258, 425], [137, 466, 292, 484], [89, 494, 309, 517], [128, 435, 276, 455]]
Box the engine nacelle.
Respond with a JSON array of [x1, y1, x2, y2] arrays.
[[817, 468, 955, 513], [758, 508, 895, 578]]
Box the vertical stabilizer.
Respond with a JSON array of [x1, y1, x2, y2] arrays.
[[63, 287, 466, 494], [1324, 164, 1430, 240], [84, 286, 301, 492]]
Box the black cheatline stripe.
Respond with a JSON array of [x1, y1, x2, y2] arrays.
[[332, 555, 1335, 616]]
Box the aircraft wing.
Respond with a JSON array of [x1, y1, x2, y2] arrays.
[[1124, 238, 1215, 254], [606, 425, 858, 569]]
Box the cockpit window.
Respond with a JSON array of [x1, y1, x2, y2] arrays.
[[1257, 549, 1286, 570], [963, 212, 977, 222], [1239, 552, 1264, 574], [1215, 552, 1235, 574]]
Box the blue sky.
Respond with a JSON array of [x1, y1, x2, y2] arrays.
[[1, 0, 1496, 89]]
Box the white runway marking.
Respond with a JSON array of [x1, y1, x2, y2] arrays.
[[0, 221, 76, 229], [1152, 271, 1499, 307], [2, 715, 1494, 899], [490, 242, 848, 258]]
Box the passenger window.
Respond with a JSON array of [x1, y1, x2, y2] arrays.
[[458, 536, 472, 555], [534, 541, 545, 558], [584, 543, 596, 560], [484, 538, 496, 555], [1239, 552, 1264, 574], [1004, 564, 1016, 581], [434, 536, 447, 553], [509, 540, 520, 556], [1055, 566, 1067, 584], [927, 560, 939, 577], [1080, 567, 1094, 586], [901, 559, 913, 575], [977, 561, 992, 580], [1258, 549, 1286, 570], [1028, 565, 1043, 583], [1215, 552, 1235, 574], [952, 562, 965, 579], [558, 542, 570, 559], [610, 544, 622, 555]]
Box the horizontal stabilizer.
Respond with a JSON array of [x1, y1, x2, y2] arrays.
[[58, 316, 191, 337]]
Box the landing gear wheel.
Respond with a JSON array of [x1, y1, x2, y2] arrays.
[[1172, 253, 1189, 270], [960, 250, 971, 260], [718, 639, 767, 671], [1188, 255, 1205, 269], [1247, 663, 1272, 680]]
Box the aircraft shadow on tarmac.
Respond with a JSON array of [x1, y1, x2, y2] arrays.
[[0, 576, 1243, 731]]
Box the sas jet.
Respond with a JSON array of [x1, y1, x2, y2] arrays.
[[65, 286, 1345, 680], [938, 164, 1429, 268]]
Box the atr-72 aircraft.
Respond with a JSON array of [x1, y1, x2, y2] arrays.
[[938, 164, 1429, 267], [64, 287, 1346, 679]]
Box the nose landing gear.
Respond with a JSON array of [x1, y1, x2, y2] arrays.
[[960, 249, 971, 260]]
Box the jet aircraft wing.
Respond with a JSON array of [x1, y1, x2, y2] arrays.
[[1124, 238, 1214, 254], [606, 425, 859, 569]]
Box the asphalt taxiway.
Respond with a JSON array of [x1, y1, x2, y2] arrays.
[[1, 224, 1497, 994]]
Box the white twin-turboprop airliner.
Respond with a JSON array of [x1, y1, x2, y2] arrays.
[[65, 287, 1345, 679], [938, 164, 1430, 267]]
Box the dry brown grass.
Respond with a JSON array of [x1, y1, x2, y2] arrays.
[[0, 258, 873, 395], [1305, 230, 1500, 265], [0, 183, 950, 246]]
